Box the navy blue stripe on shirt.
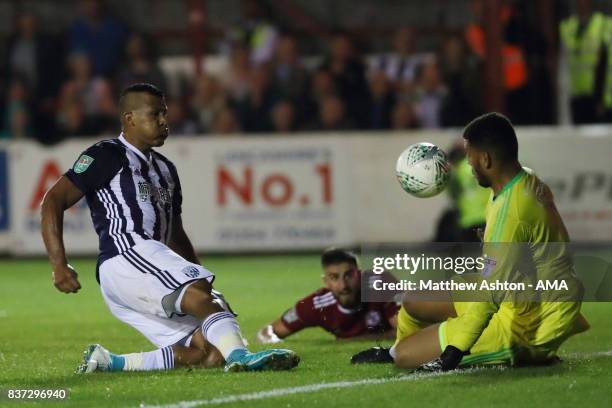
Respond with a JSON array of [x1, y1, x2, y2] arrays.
[[135, 156, 162, 241], [98, 188, 129, 252], [95, 190, 125, 253], [151, 158, 172, 243], [103, 186, 136, 248], [119, 164, 147, 238]]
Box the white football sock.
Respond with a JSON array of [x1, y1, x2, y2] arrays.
[[201, 311, 247, 359], [121, 346, 174, 371]]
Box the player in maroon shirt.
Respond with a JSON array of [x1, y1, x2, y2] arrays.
[[257, 248, 399, 343]]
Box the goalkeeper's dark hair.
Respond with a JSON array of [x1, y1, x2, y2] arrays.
[[462, 112, 518, 163], [119, 83, 165, 115], [321, 248, 358, 268]]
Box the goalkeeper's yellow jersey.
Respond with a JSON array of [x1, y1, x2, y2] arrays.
[[449, 168, 582, 352]]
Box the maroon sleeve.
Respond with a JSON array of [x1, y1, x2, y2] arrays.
[[281, 291, 323, 332]]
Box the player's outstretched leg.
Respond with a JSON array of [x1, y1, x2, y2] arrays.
[[76, 331, 225, 373], [182, 280, 300, 372], [76, 344, 182, 373]]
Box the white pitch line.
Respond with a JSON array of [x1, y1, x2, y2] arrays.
[[138, 370, 466, 408], [567, 349, 612, 359], [138, 350, 612, 408]]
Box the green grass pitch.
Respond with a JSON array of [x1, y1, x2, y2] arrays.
[[1, 255, 611, 407]]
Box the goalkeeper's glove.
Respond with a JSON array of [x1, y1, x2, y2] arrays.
[[418, 345, 467, 372]]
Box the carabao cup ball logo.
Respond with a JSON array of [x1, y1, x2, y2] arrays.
[[395, 142, 450, 198]]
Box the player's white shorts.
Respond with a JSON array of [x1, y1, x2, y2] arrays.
[[99, 240, 215, 348]]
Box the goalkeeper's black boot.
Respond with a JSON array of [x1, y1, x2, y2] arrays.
[[350, 347, 394, 364]]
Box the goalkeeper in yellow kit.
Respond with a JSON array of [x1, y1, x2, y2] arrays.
[[357, 113, 590, 370]]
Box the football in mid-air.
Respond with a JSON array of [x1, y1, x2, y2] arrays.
[[395, 142, 450, 198]]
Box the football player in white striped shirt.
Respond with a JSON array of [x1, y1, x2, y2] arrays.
[[41, 83, 299, 373]]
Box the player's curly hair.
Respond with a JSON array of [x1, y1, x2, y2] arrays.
[[321, 248, 358, 268], [463, 112, 518, 163]]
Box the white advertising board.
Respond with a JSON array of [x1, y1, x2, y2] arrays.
[[4, 127, 612, 255]]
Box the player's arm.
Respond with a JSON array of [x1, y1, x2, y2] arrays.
[[168, 214, 200, 265], [166, 164, 200, 264], [442, 224, 528, 354], [41, 176, 84, 293], [42, 142, 122, 293], [257, 299, 317, 344]]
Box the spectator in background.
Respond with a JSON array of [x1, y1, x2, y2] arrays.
[[225, 0, 278, 65], [191, 75, 228, 133], [212, 107, 241, 135], [391, 101, 418, 130], [466, 0, 529, 123], [166, 98, 198, 135], [55, 100, 91, 138], [5, 11, 65, 138], [271, 100, 296, 133], [117, 33, 167, 93], [439, 35, 482, 127], [560, 0, 607, 124], [409, 59, 447, 128], [304, 68, 337, 123], [57, 52, 116, 136], [70, 0, 128, 78], [434, 144, 488, 242], [234, 66, 275, 132], [1, 77, 32, 140], [368, 71, 395, 129], [312, 95, 354, 131], [6, 12, 64, 98], [370, 27, 434, 90], [220, 46, 252, 103], [270, 34, 309, 107], [321, 33, 371, 128]]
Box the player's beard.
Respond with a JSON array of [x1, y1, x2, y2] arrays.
[[472, 166, 491, 188], [337, 289, 359, 308]]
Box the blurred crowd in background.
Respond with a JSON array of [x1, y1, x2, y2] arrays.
[[1, 0, 610, 143]]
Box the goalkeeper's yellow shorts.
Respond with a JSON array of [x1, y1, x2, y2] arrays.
[[396, 301, 588, 366]]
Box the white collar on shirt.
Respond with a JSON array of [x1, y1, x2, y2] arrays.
[[118, 133, 151, 162]]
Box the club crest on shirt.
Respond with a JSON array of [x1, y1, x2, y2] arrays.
[[74, 155, 94, 174], [182, 266, 200, 278], [282, 307, 299, 324], [365, 310, 382, 328]]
